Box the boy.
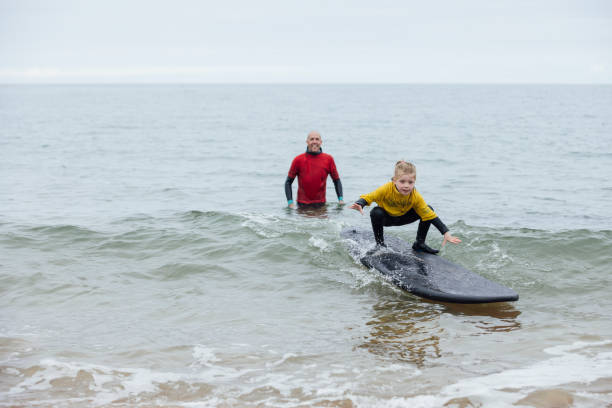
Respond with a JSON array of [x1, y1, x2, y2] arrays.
[[349, 160, 460, 254]]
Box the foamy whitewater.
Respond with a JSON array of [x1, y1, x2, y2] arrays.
[[1, 84, 611, 407]]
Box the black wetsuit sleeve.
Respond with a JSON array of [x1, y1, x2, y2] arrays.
[[431, 217, 449, 235], [285, 177, 294, 201], [333, 178, 343, 199], [355, 198, 368, 208]]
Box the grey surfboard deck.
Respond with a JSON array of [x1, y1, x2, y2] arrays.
[[342, 227, 518, 304]]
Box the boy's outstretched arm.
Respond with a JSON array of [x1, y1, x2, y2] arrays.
[[430, 217, 461, 247], [349, 203, 364, 215], [349, 198, 368, 215], [442, 232, 461, 246]]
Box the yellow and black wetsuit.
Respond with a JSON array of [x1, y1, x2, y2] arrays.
[[355, 182, 448, 251]]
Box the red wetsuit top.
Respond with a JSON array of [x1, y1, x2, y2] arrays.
[[288, 151, 340, 204]]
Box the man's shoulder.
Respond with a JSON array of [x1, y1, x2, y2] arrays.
[[319, 152, 336, 161], [292, 152, 308, 162]]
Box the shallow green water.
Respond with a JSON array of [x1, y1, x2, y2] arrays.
[[1, 85, 611, 407]]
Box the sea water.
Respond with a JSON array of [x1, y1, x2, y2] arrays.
[[1, 84, 611, 407]]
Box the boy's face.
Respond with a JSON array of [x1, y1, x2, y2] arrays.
[[393, 173, 416, 196], [306, 132, 322, 152]]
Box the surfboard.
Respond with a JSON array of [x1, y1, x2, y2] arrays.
[[341, 227, 519, 304]]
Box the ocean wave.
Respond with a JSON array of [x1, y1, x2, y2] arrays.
[[5, 213, 608, 256], [3, 214, 610, 299], [2, 339, 610, 407], [0, 223, 103, 250]]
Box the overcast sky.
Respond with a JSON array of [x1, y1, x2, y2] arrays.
[[1, 0, 611, 83]]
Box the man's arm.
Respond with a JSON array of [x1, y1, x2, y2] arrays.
[[285, 176, 295, 207], [333, 178, 344, 203]]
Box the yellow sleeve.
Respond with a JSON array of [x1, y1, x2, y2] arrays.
[[360, 183, 390, 206], [412, 190, 438, 221]]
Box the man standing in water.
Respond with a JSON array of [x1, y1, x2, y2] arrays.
[[285, 131, 344, 209]]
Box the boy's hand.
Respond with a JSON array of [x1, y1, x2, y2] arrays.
[[442, 232, 461, 246], [349, 203, 364, 215]]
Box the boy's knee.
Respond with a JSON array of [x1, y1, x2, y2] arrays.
[[370, 206, 386, 221]]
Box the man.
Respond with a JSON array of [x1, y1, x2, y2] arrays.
[[285, 131, 344, 208]]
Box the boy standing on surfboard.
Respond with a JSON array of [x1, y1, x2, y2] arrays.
[[349, 160, 461, 254]]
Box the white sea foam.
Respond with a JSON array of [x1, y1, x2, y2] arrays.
[[191, 344, 219, 367], [443, 340, 612, 396], [6, 359, 183, 405], [346, 265, 379, 289], [265, 352, 298, 368], [240, 213, 284, 238], [5, 340, 609, 407], [308, 236, 330, 251], [352, 339, 612, 408], [475, 240, 513, 272]]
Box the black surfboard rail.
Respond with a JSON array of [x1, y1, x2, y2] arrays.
[[342, 227, 519, 304]]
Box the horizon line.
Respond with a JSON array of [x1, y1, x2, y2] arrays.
[[1, 81, 611, 86]]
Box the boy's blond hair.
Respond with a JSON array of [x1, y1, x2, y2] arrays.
[[392, 160, 416, 181]]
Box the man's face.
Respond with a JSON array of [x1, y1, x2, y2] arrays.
[[306, 133, 322, 152]]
